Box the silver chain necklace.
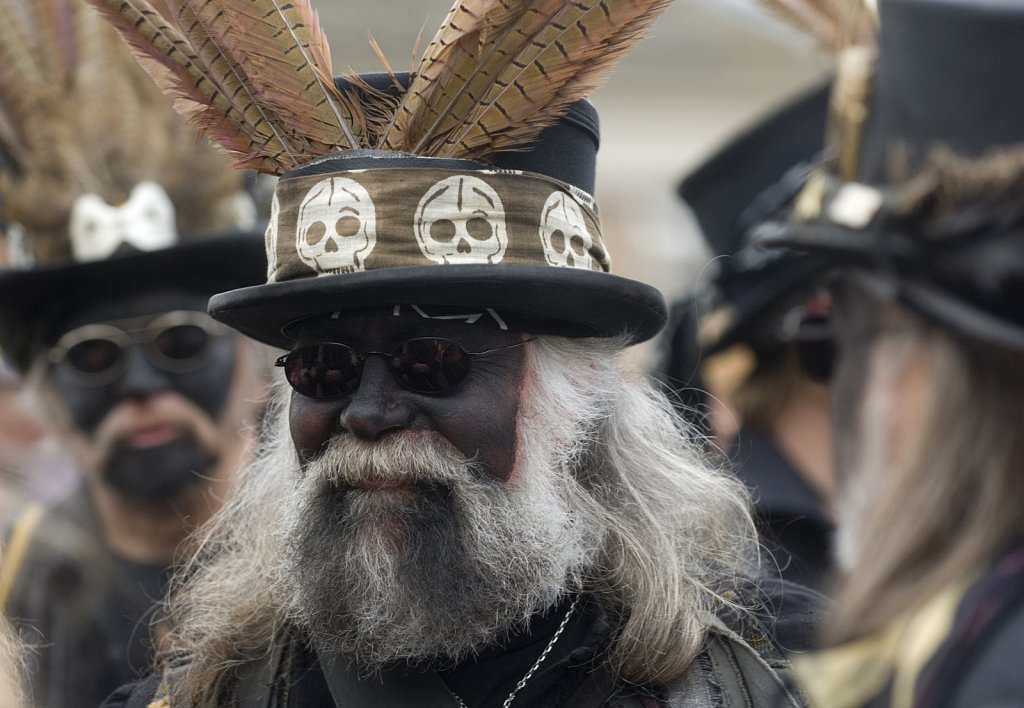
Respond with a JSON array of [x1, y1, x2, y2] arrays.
[[449, 594, 582, 708]]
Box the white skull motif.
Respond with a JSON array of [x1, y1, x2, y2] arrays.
[[69, 181, 177, 263], [296, 177, 377, 273], [539, 191, 593, 270], [265, 192, 280, 281], [415, 175, 507, 265]]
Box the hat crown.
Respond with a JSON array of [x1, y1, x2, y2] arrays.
[[857, 0, 1024, 182]]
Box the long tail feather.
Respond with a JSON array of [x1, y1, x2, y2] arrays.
[[200, 0, 364, 150], [168, 0, 303, 164], [86, 0, 371, 171], [89, 0, 673, 172], [450, 0, 674, 156], [87, 0, 293, 171], [388, 0, 674, 160]]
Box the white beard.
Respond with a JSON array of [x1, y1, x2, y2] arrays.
[[274, 427, 602, 670]]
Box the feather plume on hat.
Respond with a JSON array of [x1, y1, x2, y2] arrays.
[[749, 0, 878, 181], [0, 0, 249, 265], [85, 0, 675, 175]]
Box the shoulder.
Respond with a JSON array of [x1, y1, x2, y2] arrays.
[[2, 491, 108, 605], [100, 674, 164, 708], [947, 597, 1024, 705], [720, 575, 826, 656], [661, 576, 824, 708], [927, 547, 1024, 707]]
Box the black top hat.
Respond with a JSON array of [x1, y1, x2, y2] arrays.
[[676, 81, 832, 356], [759, 0, 1024, 350], [209, 75, 668, 350]]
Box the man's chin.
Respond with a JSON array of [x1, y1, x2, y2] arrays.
[[103, 436, 217, 501]]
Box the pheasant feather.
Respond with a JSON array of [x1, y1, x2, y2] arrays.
[[197, 0, 365, 150], [167, 0, 304, 168], [88, 0, 298, 172], [91, 0, 673, 174], [384, 0, 675, 158], [439, 0, 674, 158]]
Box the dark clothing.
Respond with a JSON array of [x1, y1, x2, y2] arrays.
[[795, 541, 1024, 708], [916, 541, 1024, 708], [730, 428, 834, 593], [102, 578, 823, 708], [2, 489, 169, 708]]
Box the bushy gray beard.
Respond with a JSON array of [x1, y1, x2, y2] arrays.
[[275, 433, 600, 670]]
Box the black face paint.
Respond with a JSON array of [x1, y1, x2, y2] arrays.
[[102, 435, 215, 500], [288, 312, 525, 484], [50, 292, 238, 434]]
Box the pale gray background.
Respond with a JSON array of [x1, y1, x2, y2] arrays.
[[316, 0, 831, 359]]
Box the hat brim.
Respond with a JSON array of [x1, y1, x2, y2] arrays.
[[0, 232, 266, 370], [209, 264, 667, 350], [705, 252, 836, 356]]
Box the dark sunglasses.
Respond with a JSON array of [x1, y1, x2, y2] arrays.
[[275, 337, 532, 399], [50, 310, 232, 387]]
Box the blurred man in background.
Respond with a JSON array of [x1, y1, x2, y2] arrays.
[[0, 2, 268, 705], [761, 0, 1024, 703], [657, 82, 837, 592]]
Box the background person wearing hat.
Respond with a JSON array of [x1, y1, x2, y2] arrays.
[[0, 2, 270, 706], [752, 0, 1024, 704], [657, 82, 838, 594], [94, 0, 821, 706]]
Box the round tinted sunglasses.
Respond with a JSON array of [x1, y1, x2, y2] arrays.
[[275, 337, 532, 399], [50, 310, 232, 387]]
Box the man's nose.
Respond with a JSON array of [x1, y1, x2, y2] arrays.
[[338, 354, 414, 440], [111, 345, 171, 399]]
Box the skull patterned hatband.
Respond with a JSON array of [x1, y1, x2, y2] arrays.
[[266, 167, 610, 284]]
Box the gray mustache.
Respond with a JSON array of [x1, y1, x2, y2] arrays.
[[303, 432, 473, 488]]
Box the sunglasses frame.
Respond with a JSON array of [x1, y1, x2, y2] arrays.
[[275, 336, 533, 399], [49, 310, 233, 387]]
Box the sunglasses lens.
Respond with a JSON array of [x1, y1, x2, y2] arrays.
[[282, 343, 361, 398], [64, 338, 122, 377], [392, 338, 471, 393], [151, 324, 211, 368]]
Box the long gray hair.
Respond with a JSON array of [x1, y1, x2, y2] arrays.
[[828, 295, 1024, 644], [827, 148, 1024, 643], [162, 335, 757, 702], [0, 613, 26, 708]]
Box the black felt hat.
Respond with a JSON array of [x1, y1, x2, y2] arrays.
[[759, 0, 1024, 350], [209, 74, 668, 350], [676, 81, 832, 356], [0, 229, 267, 372]]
